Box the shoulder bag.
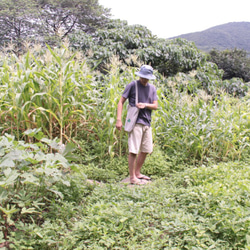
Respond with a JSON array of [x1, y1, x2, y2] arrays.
[[124, 81, 139, 133]]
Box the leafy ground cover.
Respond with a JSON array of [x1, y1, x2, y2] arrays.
[[64, 161, 250, 250], [2, 147, 249, 249]]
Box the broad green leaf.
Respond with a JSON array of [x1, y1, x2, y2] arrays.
[[20, 173, 39, 185], [0, 158, 15, 168], [0, 169, 19, 187]]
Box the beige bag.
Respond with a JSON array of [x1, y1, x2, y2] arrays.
[[124, 81, 139, 133]]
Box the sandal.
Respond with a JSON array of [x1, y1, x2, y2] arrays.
[[137, 175, 151, 181], [130, 179, 147, 185]]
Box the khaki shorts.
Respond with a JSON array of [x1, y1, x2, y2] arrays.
[[128, 124, 153, 154]]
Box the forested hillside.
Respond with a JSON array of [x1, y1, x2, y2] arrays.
[[171, 22, 250, 52]]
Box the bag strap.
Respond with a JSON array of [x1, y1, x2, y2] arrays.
[[135, 80, 138, 105]]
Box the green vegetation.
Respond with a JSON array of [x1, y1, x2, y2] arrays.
[[209, 48, 250, 82], [0, 2, 250, 249], [0, 0, 110, 51], [0, 41, 250, 249], [69, 19, 205, 76]]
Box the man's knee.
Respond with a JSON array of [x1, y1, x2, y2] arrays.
[[129, 152, 137, 157]]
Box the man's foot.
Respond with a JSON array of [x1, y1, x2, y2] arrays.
[[136, 174, 151, 181], [130, 178, 147, 185]]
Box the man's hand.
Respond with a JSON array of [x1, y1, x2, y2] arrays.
[[137, 101, 158, 110], [116, 119, 123, 131], [137, 102, 147, 109]]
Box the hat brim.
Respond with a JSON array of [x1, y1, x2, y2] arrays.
[[135, 72, 156, 80]]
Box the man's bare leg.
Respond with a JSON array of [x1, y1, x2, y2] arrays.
[[135, 152, 150, 180], [128, 153, 146, 184], [128, 153, 138, 183]]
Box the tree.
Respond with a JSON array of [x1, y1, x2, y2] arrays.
[[37, 0, 111, 44], [209, 48, 250, 82], [136, 38, 206, 76], [0, 0, 39, 51], [70, 19, 206, 76], [69, 19, 156, 71], [0, 0, 111, 50]]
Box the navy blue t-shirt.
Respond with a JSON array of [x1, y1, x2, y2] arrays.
[[122, 80, 157, 126]]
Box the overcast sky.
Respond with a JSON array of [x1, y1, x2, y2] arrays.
[[99, 0, 250, 38]]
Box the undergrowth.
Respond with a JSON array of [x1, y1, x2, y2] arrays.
[[2, 147, 249, 249]]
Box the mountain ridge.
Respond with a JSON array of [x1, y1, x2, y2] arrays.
[[169, 22, 250, 52]]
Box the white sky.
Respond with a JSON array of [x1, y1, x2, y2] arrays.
[[99, 0, 250, 38]]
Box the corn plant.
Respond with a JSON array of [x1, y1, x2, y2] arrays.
[[155, 90, 250, 164], [89, 60, 133, 158], [0, 45, 95, 145]]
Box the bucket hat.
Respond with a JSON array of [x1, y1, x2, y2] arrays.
[[135, 65, 156, 80]]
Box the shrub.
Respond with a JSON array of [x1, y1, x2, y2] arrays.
[[0, 130, 79, 248]]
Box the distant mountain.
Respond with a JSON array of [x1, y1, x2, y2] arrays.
[[169, 22, 250, 52]]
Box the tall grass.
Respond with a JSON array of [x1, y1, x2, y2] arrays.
[[85, 57, 138, 159], [0, 46, 136, 159], [155, 89, 250, 164], [1, 45, 250, 163], [0, 44, 95, 145]]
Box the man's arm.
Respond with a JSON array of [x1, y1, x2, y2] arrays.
[[116, 96, 127, 131], [137, 100, 158, 110]]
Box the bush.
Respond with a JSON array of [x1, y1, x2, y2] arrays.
[[209, 48, 250, 82], [0, 130, 80, 248]]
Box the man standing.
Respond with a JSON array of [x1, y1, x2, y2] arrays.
[[116, 65, 158, 185]]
